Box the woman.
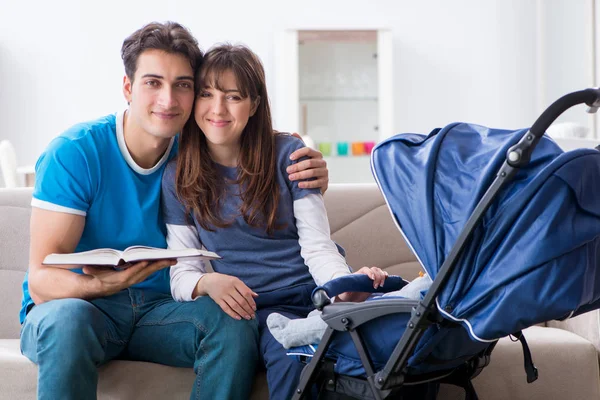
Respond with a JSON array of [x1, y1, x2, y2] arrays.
[[161, 44, 387, 399]]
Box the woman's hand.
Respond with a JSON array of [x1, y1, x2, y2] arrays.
[[197, 273, 258, 320], [336, 266, 389, 303]]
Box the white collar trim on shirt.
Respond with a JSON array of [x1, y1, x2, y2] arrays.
[[115, 110, 175, 175]]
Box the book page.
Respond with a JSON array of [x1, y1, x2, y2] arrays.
[[123, 245, 161, 252], [42, 248, 122, 267], [122, 247, 220, 262]]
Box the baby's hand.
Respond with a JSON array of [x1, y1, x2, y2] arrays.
[[354, 266, 388, 289], [336, 266, 388, 302]]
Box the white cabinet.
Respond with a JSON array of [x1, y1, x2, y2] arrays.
[[275, 29, 393, 183]]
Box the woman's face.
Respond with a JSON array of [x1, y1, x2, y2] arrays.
[[194, 69, 257, 155]]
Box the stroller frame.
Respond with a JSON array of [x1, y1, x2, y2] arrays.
[[293, 88, 600, 400]]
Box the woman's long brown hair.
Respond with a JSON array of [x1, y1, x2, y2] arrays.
[[176, 44, 280, 234]]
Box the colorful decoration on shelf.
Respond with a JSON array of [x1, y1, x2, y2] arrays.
[[337, 142, 349, 156], [351, 142, 365, 155], [316, 141, 376, 156], [318, 142, 332, 156]]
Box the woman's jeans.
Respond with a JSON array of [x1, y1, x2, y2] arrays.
[[255, 283, 317, 400]]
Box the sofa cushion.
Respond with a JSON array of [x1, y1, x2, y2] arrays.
[[439, 326, 600, 399], [0, 188, 33, 208], [324, 185, 423, 280], [0, 202, 30, 340], [0, 339, 36, 400], [0, 205, 30, 273], [0, 271, 26, 339], [547, 311, 600, 354]]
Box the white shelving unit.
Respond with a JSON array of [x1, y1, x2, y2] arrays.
[[275, 29, 393, 184]]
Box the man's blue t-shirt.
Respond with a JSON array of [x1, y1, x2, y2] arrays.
[[20, 111, 178, 323], [161, 134, 320, 296]]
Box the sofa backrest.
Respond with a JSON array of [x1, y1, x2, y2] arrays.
[[323, 184, 422, 279], [0, 184, 420, 339], [0, 188, 33, 339]]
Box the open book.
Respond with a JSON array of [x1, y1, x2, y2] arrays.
[[42, 246, 220, 269]]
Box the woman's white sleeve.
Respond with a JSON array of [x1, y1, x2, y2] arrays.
[[166, 223, 208, 302], [294, 193, 351, 286]]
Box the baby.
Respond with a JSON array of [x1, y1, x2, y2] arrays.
[[267, 273, 433, 349]]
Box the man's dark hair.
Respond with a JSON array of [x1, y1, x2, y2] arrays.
[[121, 21, 203, 81]]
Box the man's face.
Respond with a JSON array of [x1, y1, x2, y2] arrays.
[[123, 49, 195, 140]]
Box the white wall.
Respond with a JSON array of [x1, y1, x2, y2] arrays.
[[538, 0, 596, 133], [0, 0, 594, 167]]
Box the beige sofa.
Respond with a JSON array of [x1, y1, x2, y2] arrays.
[[1, 184, 599, 399]]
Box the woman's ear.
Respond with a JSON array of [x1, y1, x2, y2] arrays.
[[250, 96, 261, 117]]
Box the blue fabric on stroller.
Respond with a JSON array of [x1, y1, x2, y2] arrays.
[[289, 119, 600, 391], [373, 122, 600, 341], [288, 274, 491, 378]]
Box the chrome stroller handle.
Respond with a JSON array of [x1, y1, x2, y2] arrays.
[[506, 87, 600, 169]]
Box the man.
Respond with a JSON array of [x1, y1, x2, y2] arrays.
[[19, 21, 329, 400]]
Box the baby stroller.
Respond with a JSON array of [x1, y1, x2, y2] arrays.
[[292, 88, 600, 400]]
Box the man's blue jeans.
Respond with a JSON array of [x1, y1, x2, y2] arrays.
[[20, 289, 259, 400]]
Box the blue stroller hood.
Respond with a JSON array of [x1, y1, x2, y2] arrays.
[[372, 122, 600, 342]]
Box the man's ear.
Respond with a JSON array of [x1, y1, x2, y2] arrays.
[[250, 96, 261, 117], [123, 75, 133, 105]]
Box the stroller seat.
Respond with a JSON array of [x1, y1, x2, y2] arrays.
[[290, 275, 496, 399]]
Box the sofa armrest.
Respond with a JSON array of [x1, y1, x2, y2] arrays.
[[546, 310, 600, 354]]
